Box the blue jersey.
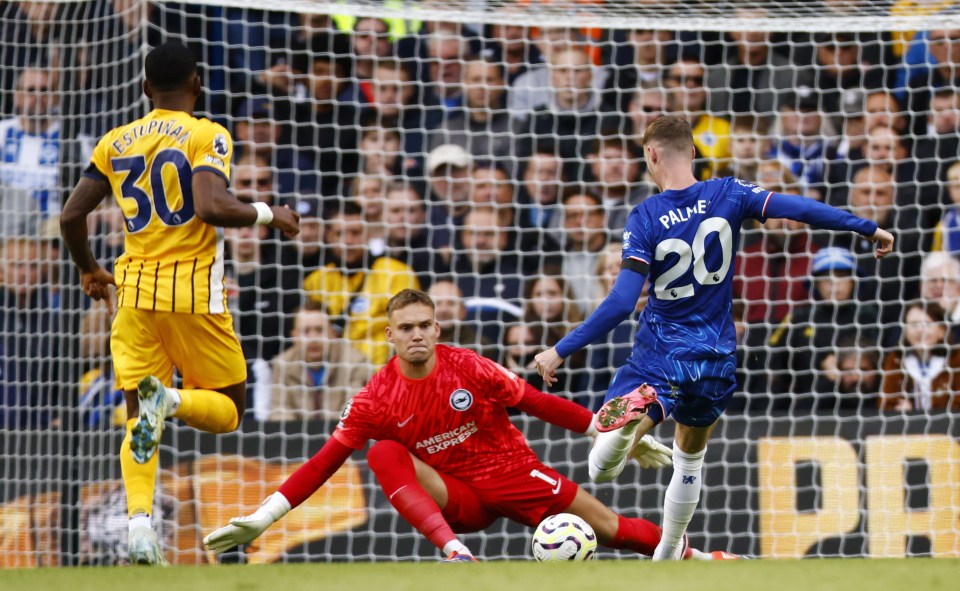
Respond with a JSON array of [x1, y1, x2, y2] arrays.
[[556, 177, 878, 366], [621, 177, 767, 360]]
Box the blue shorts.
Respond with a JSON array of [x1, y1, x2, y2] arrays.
[[604, 353, 737, 428]]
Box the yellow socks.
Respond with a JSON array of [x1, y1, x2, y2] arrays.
[[173, 389, 240, 433], [121, 418, 158, 517]]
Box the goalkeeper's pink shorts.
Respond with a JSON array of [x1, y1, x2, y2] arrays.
[[438, 462, 579, 532]]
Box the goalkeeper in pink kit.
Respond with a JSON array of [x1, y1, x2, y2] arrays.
[[203, 289, 737, 561]]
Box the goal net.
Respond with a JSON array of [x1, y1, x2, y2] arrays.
[[1, 0, 959, 566]]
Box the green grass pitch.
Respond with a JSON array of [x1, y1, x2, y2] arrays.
[[4, 559, 957, 591]]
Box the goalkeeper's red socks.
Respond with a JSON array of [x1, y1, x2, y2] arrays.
[[366, 440, 469, 557], [607, 514, 663, 557]]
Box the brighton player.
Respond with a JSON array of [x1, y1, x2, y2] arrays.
[[60, 42, 299, 564], [202, 289, 737, 561], [534, 115, 895, 560]]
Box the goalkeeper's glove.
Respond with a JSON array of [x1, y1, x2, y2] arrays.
[[630, 434, 672, 469], [203, 491, 291, 553]]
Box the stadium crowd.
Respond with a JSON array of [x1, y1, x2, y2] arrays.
[[2, 0, 960, 430]]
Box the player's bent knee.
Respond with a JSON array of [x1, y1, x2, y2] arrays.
[[366, 440, 411, 474]]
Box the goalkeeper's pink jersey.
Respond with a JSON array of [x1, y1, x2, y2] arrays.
[[332, 344, 539, 481]]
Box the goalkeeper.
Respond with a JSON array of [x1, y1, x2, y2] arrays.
[[204, 289, 736, 561]]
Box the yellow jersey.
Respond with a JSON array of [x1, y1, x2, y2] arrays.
[[303, 256, 420, 365], [85, 109, 233, 314]]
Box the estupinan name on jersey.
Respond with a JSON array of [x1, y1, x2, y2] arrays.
[[110, 118, 190, 154]]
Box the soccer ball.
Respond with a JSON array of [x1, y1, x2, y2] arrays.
[[531, 513, 597, 561]]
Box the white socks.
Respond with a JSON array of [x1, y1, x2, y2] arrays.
[[588, 422, 639, 483], [653, 443, 706, 560], [166, 388, 182, 417], [129, 512, 151, 534]]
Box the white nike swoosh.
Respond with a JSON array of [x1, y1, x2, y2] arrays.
[[551, 481, 561, 495], [397, 415, 414, 428]]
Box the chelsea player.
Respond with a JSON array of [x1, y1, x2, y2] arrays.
[[534, 115, 894, 560]]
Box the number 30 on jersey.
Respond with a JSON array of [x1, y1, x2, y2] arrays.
[[654, 217, 733, 300]]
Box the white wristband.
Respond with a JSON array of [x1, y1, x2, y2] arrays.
[[252, 202, 274, 225], [255, 492, 291, 522]]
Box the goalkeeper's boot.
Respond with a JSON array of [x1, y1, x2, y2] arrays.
[[594, 384, 658, 432], [128, 526, 168, 566], [442, 552, 479, 563], [131, 375, 173, 464]]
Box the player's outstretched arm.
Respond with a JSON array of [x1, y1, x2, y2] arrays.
[[203, 437, 354, 553], [61, 176, 116, 306], [193, 170, 300, 237], [763, 192, 894, 258], [535, 268, 646, 385]]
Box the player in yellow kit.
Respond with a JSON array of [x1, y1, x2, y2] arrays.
[[60, 42, 299, 565]]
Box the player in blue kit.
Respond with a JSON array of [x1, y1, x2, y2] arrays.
[[534, 115, 894, 560]]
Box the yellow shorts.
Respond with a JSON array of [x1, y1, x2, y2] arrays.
[[111, 307, 247, 391]]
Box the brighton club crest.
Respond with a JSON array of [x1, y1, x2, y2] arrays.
[[449, 389, 473, 411]]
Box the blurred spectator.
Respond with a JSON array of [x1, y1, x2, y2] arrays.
[[424, 29, 469, 109], [77, 301, 123, 429], [348, 173, 388, 256], [915, 87, 960, 184], [364, 59, 436, 164], [427, 58, 513, 162], [232, 152, 275, 205], [425, 143, 473, 249], [427, 279, 496, 359], [225, 222, 300, 363], [0, 67, 61, 237], [932, 161, 960, 255], [718, 114, 772, 183], [291, 32, 360, 198], [358, 126, 402, 176], [664, 57, 731, 179], [0, 237, 59, 428], [516, 145, 564, 233], [486, 20, 538, 84], [905, 28, 960, 131], [265, 305, 371, 422], [606, 29, 675, 112], [828, 166, 922, 326], [382, 181, 436, 289], [232, 96, 317, 197], [919, 251, 960, 329], [513, 46, 619, 183], [448, 205, 523, 343], [820, 334, 883, 412], [705, 7, 799, 117], [304, 201, 419, 366], [880, 300, 960, 412], [351, 17, 394, 91], [0, 2, 59, 116], [626, 78, 668, 158], [767, 247, 880, 411], [806, 32, 887, 119], [769, 91, 831, 199], [293, 197, 324, 274], [509, 27, 608, 118], [560, 189, 609, 312], [520, 269, 586, 395], [586, 134, 653, 232], [471, 162, 516, 228]]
